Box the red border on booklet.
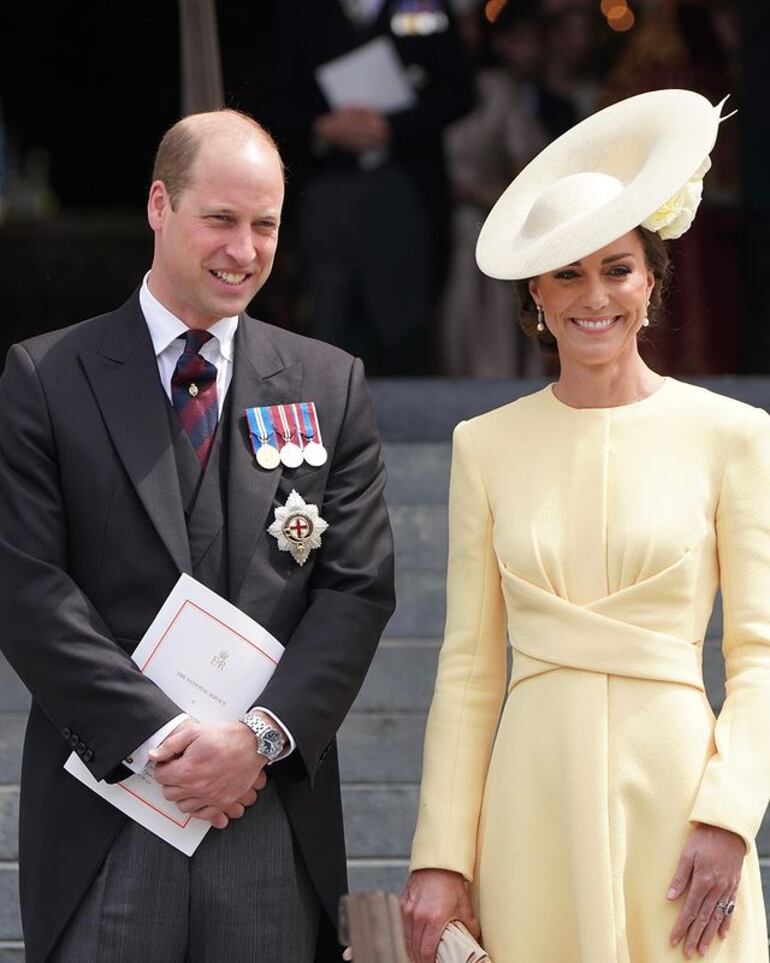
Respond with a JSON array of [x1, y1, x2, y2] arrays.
[[117, 596, 279, 828]]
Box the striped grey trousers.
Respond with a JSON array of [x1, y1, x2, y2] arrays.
[[50, 780, 320, 962]]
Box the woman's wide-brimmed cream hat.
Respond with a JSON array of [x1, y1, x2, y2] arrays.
[[476, 88, 727, 280]]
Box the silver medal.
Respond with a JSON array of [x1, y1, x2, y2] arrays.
[[276, 404, 304, 469], [256, 444, 281, 470], [302, 441, 328, 467], [280, 442, 304, 469]]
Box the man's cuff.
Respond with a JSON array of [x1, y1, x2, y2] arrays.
[[123, 713, 189, 773], [252, 707, 296, 762]]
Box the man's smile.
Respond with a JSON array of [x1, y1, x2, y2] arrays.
[[210, 269, 250, 286]]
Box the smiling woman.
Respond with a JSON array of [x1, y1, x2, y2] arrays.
[[517, 226, 670, 356], [402, 89, 770, 963]]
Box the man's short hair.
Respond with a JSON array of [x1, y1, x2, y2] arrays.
[[152, 109, 282, 209]]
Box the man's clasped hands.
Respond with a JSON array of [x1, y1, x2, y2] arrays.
[[150, 718, 269, 829]]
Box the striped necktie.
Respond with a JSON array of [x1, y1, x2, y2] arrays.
[[171, 329, 219, 466]]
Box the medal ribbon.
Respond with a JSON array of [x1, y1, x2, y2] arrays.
[[306, 402, 323, 445], [295, 403, 313, 444], [245, 406, 276, 457], [270, 404, 299, 450]]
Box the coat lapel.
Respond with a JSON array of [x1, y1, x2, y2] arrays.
[[80, 295, 192, 575], [227, 316, 303, 603]]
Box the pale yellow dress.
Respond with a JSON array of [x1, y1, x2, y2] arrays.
[[410, 379, 770, 962]]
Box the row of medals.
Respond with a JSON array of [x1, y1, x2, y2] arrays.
[[256, 433, 327, 471]]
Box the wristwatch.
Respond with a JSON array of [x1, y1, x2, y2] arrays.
[[239, 710, 286, 761]]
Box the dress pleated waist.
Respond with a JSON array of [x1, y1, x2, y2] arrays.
[[500, 562, 705, 692]]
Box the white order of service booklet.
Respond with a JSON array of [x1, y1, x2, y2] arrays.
[[315, 36, 416, 169], [65, 574, 284, 856], [315, 36, 416, 115]]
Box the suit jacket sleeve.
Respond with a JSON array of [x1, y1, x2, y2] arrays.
[[409, 420, 507, 880], [0, 344, 182, 781], [689, 406, 770, 849], [256, 357, 395, 781]]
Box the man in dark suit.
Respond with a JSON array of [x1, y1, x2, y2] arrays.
[[0, 110, 395, 962]]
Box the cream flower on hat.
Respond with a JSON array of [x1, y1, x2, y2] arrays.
[[642, 158, 712, 240]]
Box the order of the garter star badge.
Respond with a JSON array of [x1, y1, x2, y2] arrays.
[[268, 489, 329, 567]]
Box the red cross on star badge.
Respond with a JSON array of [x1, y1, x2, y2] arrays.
[[268, 490, 328, 566]]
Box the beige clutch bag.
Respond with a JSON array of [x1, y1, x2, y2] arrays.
[[436, 921, 492, 963]]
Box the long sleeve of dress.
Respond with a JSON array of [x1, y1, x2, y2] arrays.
[[689, 406, 770, 849], [410, 421, 507, 880]]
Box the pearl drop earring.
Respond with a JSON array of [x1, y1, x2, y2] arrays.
[[536, 305, 545, 332]]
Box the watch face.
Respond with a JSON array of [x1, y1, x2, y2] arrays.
[[260, 730, 283, 758]]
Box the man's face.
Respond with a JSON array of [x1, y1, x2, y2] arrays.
[[147, 136, 284, 327]]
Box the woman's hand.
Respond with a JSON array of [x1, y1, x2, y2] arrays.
[[667, 823, 745, 958], [400, 868, 480, 963]]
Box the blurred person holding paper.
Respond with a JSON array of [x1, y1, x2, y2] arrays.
[[0, 109, 394, 963], [262, 0, 473, 375]]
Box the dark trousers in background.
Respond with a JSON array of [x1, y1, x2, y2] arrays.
[[299, 164, 437, 376]]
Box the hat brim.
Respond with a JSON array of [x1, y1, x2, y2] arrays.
[[476, 89, 721, 280]]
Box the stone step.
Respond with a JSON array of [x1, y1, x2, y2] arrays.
[[0, 659, 29, 715], [352, 641, 439, 713], [0, 789, 18, 862], [389, 505, 447, 572], [0, 866, 21, 942], [382, 444, 451, 506], [347, 858, 409, 896], [343, 785, 417, 860], [339, 713, 425, 784], [386, 571, 446, 639], [0, 943, 24, 963], [0, 716, 24, 786]]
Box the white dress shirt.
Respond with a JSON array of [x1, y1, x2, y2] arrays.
[[123, 276, 295, 773]]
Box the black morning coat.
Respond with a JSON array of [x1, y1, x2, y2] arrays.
[[0, 293, 395, 962]]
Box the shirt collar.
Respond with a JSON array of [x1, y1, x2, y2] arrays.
[[139, 273, 238, 361]]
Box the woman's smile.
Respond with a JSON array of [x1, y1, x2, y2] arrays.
[[571, 315, 621, 331]]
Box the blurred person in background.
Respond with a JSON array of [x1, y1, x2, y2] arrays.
[[543, 3, 604, 119], [263, 0, 473, 375], [440, 2, 570, 376]]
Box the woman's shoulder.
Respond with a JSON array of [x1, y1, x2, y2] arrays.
[[453, 385, 553, 444], [665, 378, 770, 436]]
